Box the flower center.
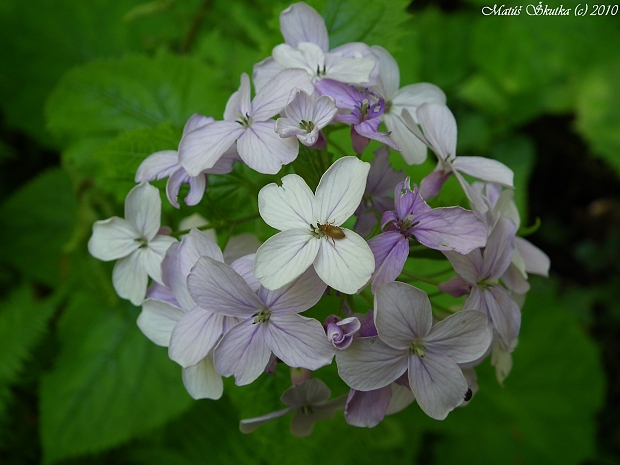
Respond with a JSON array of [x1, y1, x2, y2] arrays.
[[299, 119, 316, 133], [135, 237, 148, 248], [410, 340, 427, 358], [300, 404, 314, 415], [235, 112, 252, 128], [315, 64, 327, 77], [252, 307, 271, 324]]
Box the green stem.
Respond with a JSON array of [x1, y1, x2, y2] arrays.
[[399, 269, 440, 286], [359, 289, 373, 306], [180, 0, 212, 54], [171, 211, 261, 238]]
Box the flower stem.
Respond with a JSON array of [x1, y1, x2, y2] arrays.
[[399, 269, 440, 285]]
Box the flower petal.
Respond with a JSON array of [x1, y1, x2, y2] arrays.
[[515, 236, 550, 277], [344, 386, 392, 428], [415, 103, 457, 160], [169, 309, 226, 367], [223, 233, 261, 265], [413, 207, 487, 254], [425, 310, 491, 363], [125, 183, 162, 240], [383, 113, 429, 165], [466, 285, 521, 346], [280, 2, 328, 51], [368, 231, 409, 293], [182, 355, 223, 400], [258, 174, 315, 230], [144, 235, 176, 284], [137, 298, 185, 346], [251, 68, 315, 121], [238, 121, 299, 174], [88, 217, 138, 261], [371, 45, 399, 99], [112, 251, 148, 305], [452, 156, 514, 188], [135, 150, 180, 183], [240, 408, 293, 434], [223, 73, 252, 122], [258, 266, 326, 314], [252, 57, 285, 93], [281, 377, 331, 407], [481, 216, 517, 280]]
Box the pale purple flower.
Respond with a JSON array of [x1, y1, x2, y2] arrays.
[[325, 315, 361, 349], [316, 79, 399, 154], [371, 46, 447, 165], [135, 114, 239, 208], [354, 145, 406, 237], [253, 2, 377, 92], [254, 156, 375, 294], [240, 378, 347, 437], [179, 69, 313, 175], [88, 183, 176, 305], [368, 178, 487, 292], [275, 89, 337, 147], [402, 103, 514, 213], [187, 257, 334, 386], [336, 281, 491, 420], [440, 216, 521, 347]]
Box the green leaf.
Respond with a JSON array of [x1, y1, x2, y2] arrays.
[[291, 145, 333, 191], [39, 291, 193, 464], [46, 53, 228, 145], [0, 168, 77, 287], [0, 284, 56, 417]]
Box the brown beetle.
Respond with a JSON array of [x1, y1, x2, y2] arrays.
[[318, 222, 346, 246]]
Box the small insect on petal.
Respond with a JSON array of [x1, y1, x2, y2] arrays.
[[318, 222, 346, 246], [463, 388, 473, 402]]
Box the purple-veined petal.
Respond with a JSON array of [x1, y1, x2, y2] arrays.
[[214, 318, 271, 386], [266, 312, 335, 370], [125, 183, 162, 240], [368, 231, 409, 293], [179, 121, 245, 176], [88, 217, 138, 261], [284, 89, 315, 123], [137, 298, 185, 346], [425, 310, 491, 363], [481, 216, 517, 280], [188, 257, 262, 317], [452, 168, 489, 214], [313, 95, 338, 127], [290, 407, 336, 437], [145, 281, 178, 305], [182, 355, 223, 400], [443, 250, 483, 285], [272, 43, 317, 77], [280, 2, 328, 51], [375, 281, 433, 348], [367, 145, 407, 197], [113, 250, 149, 305], [419, 165, 452, 200], [252, 68, 315, 121], [254, 229, 320, 290], [259, 266, 326, 314], [224, 233, 261, 265], [314, 229, 375, 294], [182, 172, 207, 207], [252, 57, 285, 94], [336, 337, 409, 391], [275, 118, 307, 138], [240, 407, 293, 434], [391, 83, 447, 111], [415, 103, 457, 160], [230, 254, 260, 292], [438, 275, 472, 298], [144, 235, 177, 284], [258, 174, 315, 230], [452, 156, 514, 188], [324, 53, 377, 85], [408, 351, 468, 420], [515, 236, 550, 277], [135, 150, 179, 183], [413, 207, 487, 254], [315, 79, 362, 111], [169, 309, 226, 367], [385, 382, 416, 415], [208, 143, 240, 174], [355, 119, 400, 150], [466, 285, 521, 346], [344, 386, 392, 428], [371, 46, 399, 99], [502, 263, 530, 295], [238, 121, 299, 174], [224, 73, 252, 122], [183, 114, 214, 135], [383, 113, 429, 165], [281, 378, 331, 407], [165, 168, 188, 208], [315, 156, 371, 225]]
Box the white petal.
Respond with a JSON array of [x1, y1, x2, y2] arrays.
[[280, 2, 328, 51], [137, 298, 185, 347], [391, 83, 447, 109], [415, 103, 457, 160], [240, 408, 292, 434], [251, 69, 315, 121], [135, 150, 180, 182], [385, 383, 416, 415], [259, 266, 326, 313], [370, 46, 399, 98], [273, 43, 318, 76], [315, 156, 371, 225], [125, 183, 162, 240], [374, 282, 433, 349], [284, 89, 315, 124], [425, 310, 492, 363], [113, 251, 148, 305], [514, 236, 550, 277], [312, 95, 338, 128], [258, 174, 315, 231], [409, 351, 468, 420], [238, 121, 299, 174], [88, 217, 138, 261], [383, 113, 428, 165], [325, 53, 377, 85], [266, 313, 335, 370], [336, 337, 408, 391], [145, 235, 176, 284], [452, 156, 514, 188], [182, 114, 214, 135], [252, 57, 284, 94], [169, 309, 226, 367], [223, 73, 252, 122], [313, 229, 374, 294], [254, 229, 320, 290], [182, 355, 223, 400]]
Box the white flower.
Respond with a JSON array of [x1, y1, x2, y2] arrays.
[[275, 89, 337, 146], [88, 183, 176, 305], [254, 156, 375, 294]]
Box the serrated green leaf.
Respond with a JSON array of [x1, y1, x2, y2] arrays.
[[0, 168, 76, 287], [46, 53, 228, 145], [39, 291, 193, 464]]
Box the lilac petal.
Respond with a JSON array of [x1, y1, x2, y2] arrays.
[[251, 69, 315, 121], [230, 254, 261, 292], [355, 120, 399, 150], [366, 145, 406, 198], [188, 257, 262, 317], [135, 150, 179, 182], [419, 167, 452, 200], [224, 233, 261, 265], [238, 121, 299, 174], [371, 45, 399, 99], [374, 281, 433, 349], [208, 143, 240, 173], [223, 73, 252, 122], [181, 172, 207, 207], [214, 318, 271, 386], [178, 121, 245, 176], [425, 310, 491, 364], [443, 250, 483, 285], [113, 250, 148, 305], [336, 337, 408, 391], [169, 309, 226, 367], [415, 103, 457, 160], [258, 174, 315, 231], [165, 168, 187, 208], [313, 95, 338, 127], [281, 378, 331, 407], [502, 263, 530, 295], [438, 275, 472, 298], [481, 216, 517, 280], [125, 183, 162, 240], [276, 117, 307, 138], [137, 298, 185, 347], [144, 235, 176, 284], [280, 2, 328, 51], [88, 217, 138, 261], [315, 156, 371, 226], [266, 312, 335, 370], [290, 407, 336, 437], [284, 89, 315, 123], [413, 207, 487, 254], [452, 169, 489, 214], [351, 127, 371, 154], [313, 229, 375, 295], [368, 231, 409, 293], [183, 114, 214, 135], [452, 156, 514, 188], [258, 266, 326, 314], [182, 355, 223, 400], [515, 236, 550, 277], [252, 57, 284, 93], [408, 351, 468, 420], [344, 386, 392, 428], [145, 282, 177, 305], [240, 407, 293, 434], [315, 79, 362, 111], [466, 285, 520, 346], [385, 383, 416, 415]]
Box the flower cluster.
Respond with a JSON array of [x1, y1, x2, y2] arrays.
[[88, 2, 549, 433]]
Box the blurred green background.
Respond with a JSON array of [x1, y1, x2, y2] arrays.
[[0, 0, 618, 463]]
